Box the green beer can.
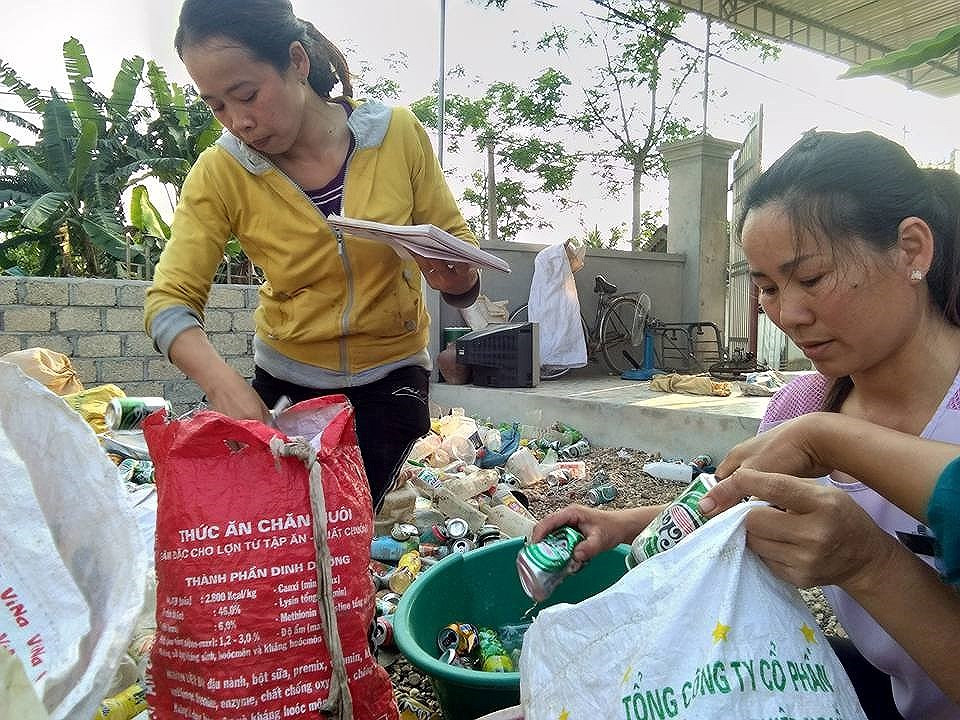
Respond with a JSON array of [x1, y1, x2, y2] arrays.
[[105, 397, 172, 431], [628, 473, 718, 567], [516, 525, 584, 602]]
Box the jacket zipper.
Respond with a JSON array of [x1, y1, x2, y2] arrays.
[[249, 131, 358, 375]]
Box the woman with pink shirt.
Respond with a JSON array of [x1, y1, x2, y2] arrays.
[[535, 131, 960, 719]]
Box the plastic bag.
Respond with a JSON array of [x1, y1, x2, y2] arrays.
[[61, 383, 126, 433], [461, 294, 511, 330], [527, 243, 587, 369], [0, 361, 147, 720], [520, 503, 867, 719], [0, 347, 83, 395], [144, 395, 398, 720]]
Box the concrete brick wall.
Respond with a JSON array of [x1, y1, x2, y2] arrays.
[[0, 276, 257, 412]]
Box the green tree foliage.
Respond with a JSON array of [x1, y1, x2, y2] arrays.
[[840, 24, 960, 80], [0, 39, 220, 277], [429, 0, 776, 248], [412, 67, 579, 241]]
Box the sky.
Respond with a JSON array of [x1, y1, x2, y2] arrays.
[[3, 0, 960, 245]]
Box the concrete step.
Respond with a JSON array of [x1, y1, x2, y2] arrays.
[[429, 371, 771, 461]]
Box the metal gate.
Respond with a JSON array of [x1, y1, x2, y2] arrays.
[[725, 105, 762, 357]]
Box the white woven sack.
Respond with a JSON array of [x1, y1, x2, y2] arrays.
[[0, 362, 147, 720], [520, 502, 867, 719]]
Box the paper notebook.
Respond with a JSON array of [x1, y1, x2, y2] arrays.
[[326, 214, 511, 273]]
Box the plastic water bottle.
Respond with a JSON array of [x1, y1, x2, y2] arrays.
[[642, 460, 693, 484]]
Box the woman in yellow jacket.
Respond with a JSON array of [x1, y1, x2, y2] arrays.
[[146, 0, 480, 508]]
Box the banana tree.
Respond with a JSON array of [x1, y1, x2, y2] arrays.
[[0, 38, 144, 276]]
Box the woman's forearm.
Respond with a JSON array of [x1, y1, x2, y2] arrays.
[[808, 413, 954, 522], [843, 534, 960, 702]]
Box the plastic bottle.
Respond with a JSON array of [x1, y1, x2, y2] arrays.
[[641, 460, 693, 484], [505, 446, 542, 487], [370, 536, 420, 563], [484, 504, 536, 539], [433, 487, 488, 531], [443, 469, 499, 500], [407, 432, 441, 462], [490, 483, 535, 520], [440, 434, 477, 465]]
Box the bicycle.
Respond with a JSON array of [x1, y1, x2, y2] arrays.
[[509, 274, 651, 378]]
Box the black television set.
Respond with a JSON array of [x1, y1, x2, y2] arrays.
[[454, 322, 540, 387]]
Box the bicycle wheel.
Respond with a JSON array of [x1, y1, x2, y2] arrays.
[[508, 304, 528, 322], [600, 296, 646, 374]]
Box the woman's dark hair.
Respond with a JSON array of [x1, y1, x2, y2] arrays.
[[737, 130, 960, 410], [175, 0, 352, 98]]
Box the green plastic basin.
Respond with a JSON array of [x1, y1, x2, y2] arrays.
[[393, 536, 630, 719]]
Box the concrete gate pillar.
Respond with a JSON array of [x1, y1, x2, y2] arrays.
[[659, 134, 740, 327]]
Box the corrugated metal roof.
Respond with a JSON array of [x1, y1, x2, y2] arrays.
[[663, 1, 960, 96]]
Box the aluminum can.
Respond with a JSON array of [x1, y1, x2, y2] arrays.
[[478, 627, 514, 673], [93, 683, 148, 719], [117, 458, 154, 485], [372, 615, 395, 649], [370, 535, 419, 563], [560, 438, 591, 458], [688, 454, 713, 470], [629, 473, 719, 566], [105, 397, 172, 431], [444, 517, 469, 540], [418, 542, 450, 558], [375, 591, 402, 617], [450, 538, 475, 554], [391, 523, 421, 541], [475, 524, 502, 547], [516, 526, 584, 602], [436, 622, 479, 657], [585, 483, 618, 506], [398, 694, 440, 720]]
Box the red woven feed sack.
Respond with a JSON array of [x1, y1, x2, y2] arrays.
[[143, 396, 398, 720]]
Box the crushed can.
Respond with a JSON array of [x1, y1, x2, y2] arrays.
[[398, 694, 441, 720], [375, 591, 402, 617], [516, 525, 584, 603], [391, 523, 421, 541], [436, 622, 480, 658], [475, 524, 502, 547], [585, 482, 618, 506], [478, 627, 514, 672], [629, 473, 719, 567], [373, 615, 395, 650], [450, 537, 475, 554], [117, 458, 155, 485], [560, 438, 591, 458]]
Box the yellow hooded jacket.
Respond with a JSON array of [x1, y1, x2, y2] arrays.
[[145, 101, 476, 378]]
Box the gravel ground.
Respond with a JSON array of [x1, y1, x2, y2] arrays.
[[385, 444, 844, 716]]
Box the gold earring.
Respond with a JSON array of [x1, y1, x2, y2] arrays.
[[910, 268, 923, 281]]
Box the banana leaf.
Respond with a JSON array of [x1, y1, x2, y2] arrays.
[[69, 119, 99, 195], [21, 191, 70, 231], [0, 60, 45, 113], [63, 37, 105, 136], [38, 100, 77, 183], [841, 24, 960, 79], [81, 212, 127, 259], [130, 185, 171, 242], [108, 56, 145, 121]]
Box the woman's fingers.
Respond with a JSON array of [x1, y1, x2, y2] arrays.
[[699, 469, 823, 517]]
